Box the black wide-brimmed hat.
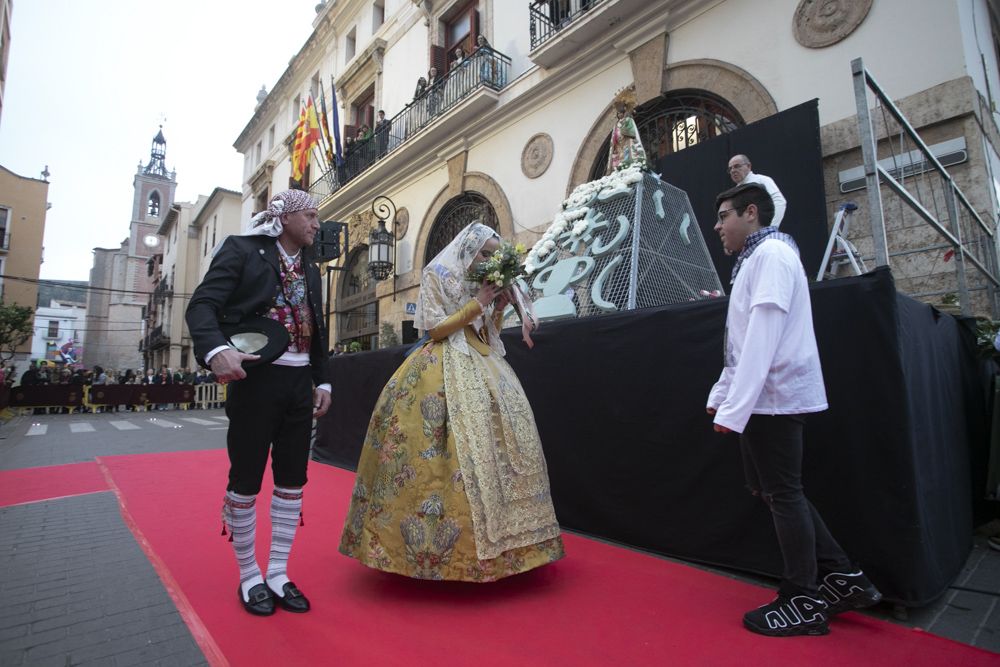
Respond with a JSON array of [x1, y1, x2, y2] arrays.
[[219, 316, 290, 367]]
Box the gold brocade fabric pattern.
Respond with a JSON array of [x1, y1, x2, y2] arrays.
[[339, 341, 564, 581]]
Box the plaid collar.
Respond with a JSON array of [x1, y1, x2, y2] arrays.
[[731, 226, 798, 283]]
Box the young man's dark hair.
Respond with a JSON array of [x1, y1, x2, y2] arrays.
[[715, 182, 775, 227]]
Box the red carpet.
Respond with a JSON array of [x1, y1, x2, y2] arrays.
[[0, 462, 109, 507], [94, 449, 998, 667]]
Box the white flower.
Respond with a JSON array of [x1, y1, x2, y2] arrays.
[[572, 220, 588, 235], [564, 208, 587, 221]]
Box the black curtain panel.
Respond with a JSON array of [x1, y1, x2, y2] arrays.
[[656, 99, 828, 284], [315, 268, 984, 606]]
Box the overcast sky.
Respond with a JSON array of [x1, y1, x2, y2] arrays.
[[0, 0, 320, 281]]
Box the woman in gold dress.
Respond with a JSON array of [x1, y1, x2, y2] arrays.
[[339, 223, 564, 581]]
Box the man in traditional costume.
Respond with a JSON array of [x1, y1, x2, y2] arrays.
[[187, 189, 331, 616]]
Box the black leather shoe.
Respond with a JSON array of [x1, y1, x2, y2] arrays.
[[238, 583, 275, 616], [267, 581, 310, 613]]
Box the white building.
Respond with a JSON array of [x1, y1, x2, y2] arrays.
[[31, 299, 86, 367], [234, 0, 1000, 347]]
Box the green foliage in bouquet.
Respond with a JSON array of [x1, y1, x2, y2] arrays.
[[466, 241, 528, 288]]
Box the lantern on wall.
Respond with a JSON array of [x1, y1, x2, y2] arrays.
[[367, 196, 396, 281]]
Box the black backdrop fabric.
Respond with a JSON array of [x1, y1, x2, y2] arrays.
[[314, 268, 982, 606], [656, 99, 828, 284]]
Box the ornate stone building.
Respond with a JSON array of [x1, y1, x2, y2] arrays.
[[234, 0, 1000, 347], [86, 129, 176, 372]]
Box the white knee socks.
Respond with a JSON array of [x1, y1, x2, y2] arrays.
[[265, 486, 303, 597], [223, 491, 263, 602]]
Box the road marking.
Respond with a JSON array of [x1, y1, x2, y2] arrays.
[[213, 416, 229, 421], [208, 427, 228, 430], [69, 423, 95, 433], [26, 424, 48, 436], [109, 421, 142, 431], [179, 418, 218, 426], [148, 419, 183, 429]]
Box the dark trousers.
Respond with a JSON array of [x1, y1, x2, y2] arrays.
[[740, 414, 852, 597], [225, 364, 314, 496]]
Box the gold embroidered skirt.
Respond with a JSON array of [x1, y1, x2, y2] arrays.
[[339, 341, 564, 581]]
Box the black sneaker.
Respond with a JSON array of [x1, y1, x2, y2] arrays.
[[819, 570, 882, 616], [743, 594, 829, 637]]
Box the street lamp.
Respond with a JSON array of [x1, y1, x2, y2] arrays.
[[367, 196, 396, 281]]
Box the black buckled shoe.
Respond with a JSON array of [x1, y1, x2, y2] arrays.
[[239, 583, 275, 616], [268, 581, 310, 613], [743, 594, 829, 637]]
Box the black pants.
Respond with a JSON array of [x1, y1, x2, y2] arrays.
[[740, 414, 852, 597], [225, 364, 314, 495]]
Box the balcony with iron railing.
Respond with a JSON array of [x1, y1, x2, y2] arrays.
[[528, 0, 653, 69], [153, 279, 172, 305], [308, 46, 511, 206], [146, 324, 170, 350]]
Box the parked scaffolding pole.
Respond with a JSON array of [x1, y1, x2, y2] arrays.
[[852, 57, 890, 268], [943, 181, 972, 315]]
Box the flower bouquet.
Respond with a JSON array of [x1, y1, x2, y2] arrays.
[[466, 241, 528, 288]]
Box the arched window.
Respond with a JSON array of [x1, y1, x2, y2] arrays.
[[590, 90, 744, 181], [337, 245, 378, 350], [147, 191, 161, 217], [423, 192, 499, 266]]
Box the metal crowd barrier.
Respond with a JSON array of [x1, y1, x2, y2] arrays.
[[7, 383, 228, 414]]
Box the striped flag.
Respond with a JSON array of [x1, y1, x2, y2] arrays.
[[291, 97, 322, 180], [330, 76, 344, 167], [318, 81, 335, 165]]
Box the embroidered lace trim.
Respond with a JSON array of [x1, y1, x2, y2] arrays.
[[443, 343, 560, 560]]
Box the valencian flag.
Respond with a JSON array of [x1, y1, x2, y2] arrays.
[[291, 97, 322, 181]]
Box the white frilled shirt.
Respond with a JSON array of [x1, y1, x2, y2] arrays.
[[707, 238, 828, 433]]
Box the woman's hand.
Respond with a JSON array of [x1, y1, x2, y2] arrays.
[[476, 282, 499, 307], [494, 288, 512, 311]]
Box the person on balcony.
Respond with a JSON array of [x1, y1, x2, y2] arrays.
[[474, 35, 503, 88], [426, 67, 441, 116], [186, 189, 331, 617], [340, 222, 564, 581]]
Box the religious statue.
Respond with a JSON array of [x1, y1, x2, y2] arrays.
[[606, 85, 647, 174]]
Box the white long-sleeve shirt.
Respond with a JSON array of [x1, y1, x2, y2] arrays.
[[707, 239, 827, 433], [741, 171, 787, 228]]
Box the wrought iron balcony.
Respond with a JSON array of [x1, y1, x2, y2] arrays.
[[147, 324, 170, 350], [529, 0, 607, 50], [153, 279, 172, 305], [309, 46, 511, 204]]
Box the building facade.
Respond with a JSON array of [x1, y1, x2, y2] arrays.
[[87, 129, 176, 373], [143, 187, 242, 371], [0, 163, 47, 367], [30, 280, 87, 367], [233, 0, 1000, 346]]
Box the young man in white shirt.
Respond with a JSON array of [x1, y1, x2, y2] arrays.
[[707, 183, 881, 637]]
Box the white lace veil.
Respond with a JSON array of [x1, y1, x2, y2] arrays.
[[414, 222, 504, 356]]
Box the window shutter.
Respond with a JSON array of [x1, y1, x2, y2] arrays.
[[430, 44, 447, 77]]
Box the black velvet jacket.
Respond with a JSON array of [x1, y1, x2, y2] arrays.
[[185, 235, 331, 388]]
